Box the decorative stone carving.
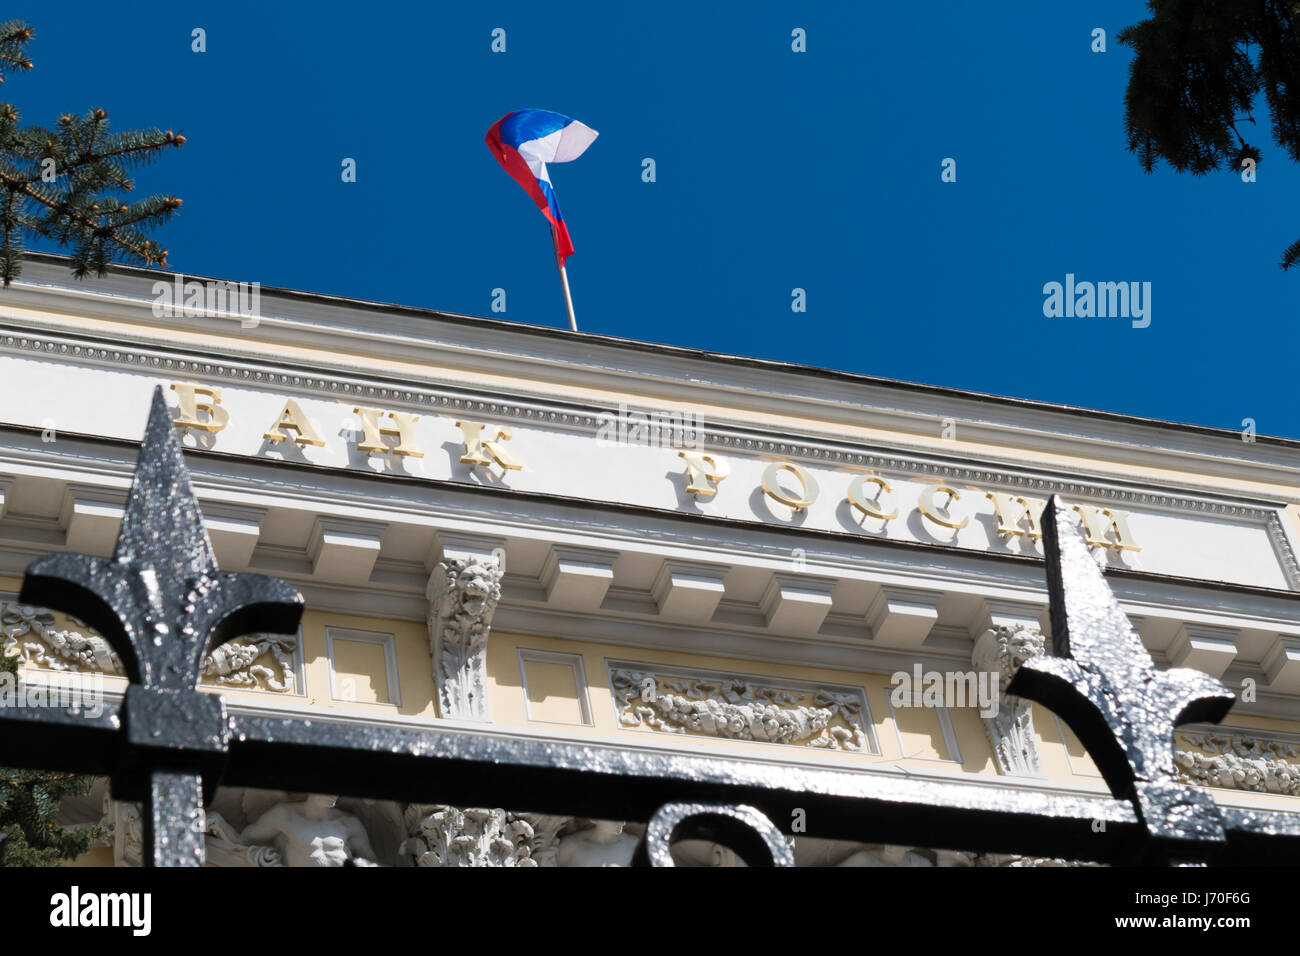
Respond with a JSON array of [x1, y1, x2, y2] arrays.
[[102, 797, 142, 867], [556, 820, 640, 867], [516, 813, 571, 867], [972, 624, 1046, 776], [414, 546, 556, 872], [100, 790, 390, 866], [609, 665, 871, 751], [401, 804, 559, 866], [204, 810, 283, 866], [787, 836, 975, 867], [1175, 733, 1300, 795], [0, 601, 299, 694], [428, 555, 503, 721], [240, 794, 378, 866], [201, 633, 298, 692], [1, 601, 122, 673], [836, 845, 951, 867]]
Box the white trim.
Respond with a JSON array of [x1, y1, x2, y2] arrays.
[[324, 626, 401, 707], [516, 647, 593, 726], [886, 690, 962, 764], [1053, 714, 1104, 778]]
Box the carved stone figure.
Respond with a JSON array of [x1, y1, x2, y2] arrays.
[[428, 555, 503, 721], [790, 837, 976, 867], [835, 846, 939, 866], [972, 623, 1046, 776], [240, 794, 378, 866], [205, 810, 284, 866], [556, 820, 640, 867]]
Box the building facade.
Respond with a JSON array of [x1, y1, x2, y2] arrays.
[[2, 253, 1299, 866]]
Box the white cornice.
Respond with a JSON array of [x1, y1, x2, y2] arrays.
[[6, 257, 1300, 494], [1, 320, 1298, 525]]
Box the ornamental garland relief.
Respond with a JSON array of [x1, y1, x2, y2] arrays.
[[1, 600, 299, 693], [1175, 733, 1300, 796], [201, 633, 300, 693], [609, 665, 873, 752], [1, 602, 122, 673]]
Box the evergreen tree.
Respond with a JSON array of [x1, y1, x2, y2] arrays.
[[1118, 1, 1300, 269], [0, 20, 183, 286], [0, 653, 102, 866]]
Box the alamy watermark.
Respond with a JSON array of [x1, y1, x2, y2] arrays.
[[1042, 273, 1151, 329], [596, 402, 704, 450], [152, 273, 261, 328], [890, 664, 998, 718], [50, 886, 150, 935], [0, 668, 104, 719]]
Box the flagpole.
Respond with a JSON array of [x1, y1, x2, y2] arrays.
[[550, 223, 578, 332]]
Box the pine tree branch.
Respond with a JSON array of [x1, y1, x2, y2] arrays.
[[0, 21, 34, 81], [1280, 237, 1300, 271], [0, 27, 182, 285]]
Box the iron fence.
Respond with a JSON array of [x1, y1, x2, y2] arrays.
[[1, 387, 1298, 866]]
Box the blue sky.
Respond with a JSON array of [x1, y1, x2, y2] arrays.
[[5, 1, 1297, 436]]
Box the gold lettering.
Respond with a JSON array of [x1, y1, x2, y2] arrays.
[[760, 461, 819, 510], [353, 406, 423, 458], [169, 382, 229, 432], [679, 452, 729, 498], [918, 484, 969, 530], [1072, 505, 1141, 552], [457, 421, 522, 470], [263, 399, 325, 447], [986, 492, 1044, 539], [847, 473, 898, 520]]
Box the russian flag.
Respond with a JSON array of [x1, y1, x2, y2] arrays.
[[485, 109, 598, 266]]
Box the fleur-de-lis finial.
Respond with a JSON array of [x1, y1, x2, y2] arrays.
[[1007, 496, 1235, 854], [13, 386, 304, 865], [19, 386, 302, 693]]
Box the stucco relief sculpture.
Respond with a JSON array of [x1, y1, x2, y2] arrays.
[[972, 623, 1046, 776], [202, 811, 284, 866], [201, 633, 298, 692], [428, 554, 503, 721], [401, 804, 563, 866], [1, 601, 122, 673], [0, 601, 297, 694], [239, 794, 378, 866], [610, 668, 869, 751], [835, 845, 958, 866], [1176, 733, 1300, 795], [102, 789, 397, 866], [556, 820, 641, 867], [102, 797, 142, 867], [103, 798, 283, 867]]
